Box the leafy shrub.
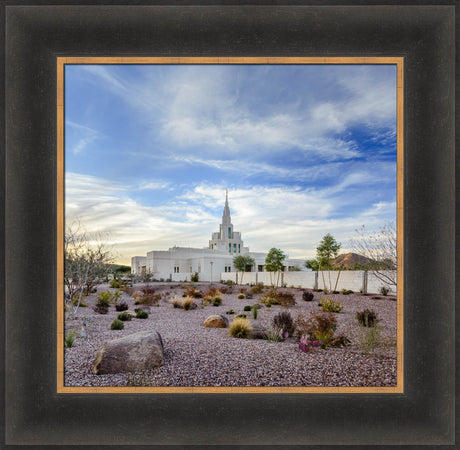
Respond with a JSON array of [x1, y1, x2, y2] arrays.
[[237, 293, 245, 300], [141, 287, 156, 295], [341, 289, 354, 295], [236, 314, 247, 319], [379, 286, 390, 296], [112, 290, 122, 303], [226, 309, 235, 315], [220, 286, 229, 294], [228, 317, 253, 339], [115, 301, 129, 312], [302, 290, 314, 302], [97, 290, 112, 306], [295, 312, 337, 347], [135, 310, 149, 319], [320, 298, 343, 313], [93, 303, 109, 314], [212, 298, 222, 307], [171, 298, 182, 308], [272, 311, 295, 336], [190, 272, 199, 282], [111, 319, 124, 330], [272, 291, 296, 307], [356, 309, 378, 327], [65, 331, 76, 348], [117, 312, 132, 321], [110, 279, 120, 288], [332, 290, 340, 294], [250, 283, 264, 294], [243, 305, 252, 311]]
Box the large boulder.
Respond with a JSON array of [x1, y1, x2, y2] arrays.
[[203, 315, 228, 328], [93, 331, 164, 374]]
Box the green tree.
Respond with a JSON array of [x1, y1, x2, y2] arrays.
[[264, 248, 286, 289], [305, 259, 320, 271], [316, 234, 341, 291], [233, 255, 255, 285]]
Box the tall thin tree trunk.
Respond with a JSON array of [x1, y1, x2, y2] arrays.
[[333, 269, 342, 292]]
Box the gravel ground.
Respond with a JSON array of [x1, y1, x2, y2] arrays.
[[64, 282, 397, 387]]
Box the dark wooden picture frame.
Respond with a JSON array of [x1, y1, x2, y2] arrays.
[[3, 3, 455, 446]]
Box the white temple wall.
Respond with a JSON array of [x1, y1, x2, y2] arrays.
[[219, 270, 396, 293]]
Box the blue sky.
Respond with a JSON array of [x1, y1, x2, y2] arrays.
[[65, 64, 397, 264]]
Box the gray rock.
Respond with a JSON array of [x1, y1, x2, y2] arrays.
[[252, 326, 267, 340], [93, 331, 164, 374]]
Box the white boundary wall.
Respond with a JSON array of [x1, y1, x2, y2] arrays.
[[220, 270, 396, 294]]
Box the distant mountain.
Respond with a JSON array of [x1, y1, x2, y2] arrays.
[[330, 253, 374, 270]]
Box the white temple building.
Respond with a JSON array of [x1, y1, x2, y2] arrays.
[[131, 191, 307, 282]]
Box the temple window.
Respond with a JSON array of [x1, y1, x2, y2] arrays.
[[228, 227, 232, 239], [233, 243, 236, 253], [229, 243, 231, 253]]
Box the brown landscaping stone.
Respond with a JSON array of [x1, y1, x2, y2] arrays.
[[92, 331, 164, 374], [203, 315, 228, 328]]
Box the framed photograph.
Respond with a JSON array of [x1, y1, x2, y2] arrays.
[[58, 57, 403, 395], [4, 3, 455, 447]]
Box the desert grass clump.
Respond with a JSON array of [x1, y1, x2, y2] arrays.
[[237, 293, 245, 299], [64, 331, 76, 348], [302, 290, 314, 302], [243, 305, 252, 311], [236, 314, 247, 319], [320, 298, 343, 313], [272, 311, 295, 336], [110, 319, 124, 330], [295, 311, 337, 347], [115, 301, 129, 312], [182, 297, 197, 310], [341, 289, 354, 295], [228, 317, 253, 339], [356, 309, 379, 327], [184, 284, 202, 298], [202, 287, 222, 305], [358, 324, 381, 354], [171, 297, 182, 308], [117, 312, 132, 322], [135, 293, 161, 306]]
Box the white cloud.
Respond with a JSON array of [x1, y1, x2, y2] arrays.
[[76, 65, 395, 163], [64, 172, 395, 264]]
